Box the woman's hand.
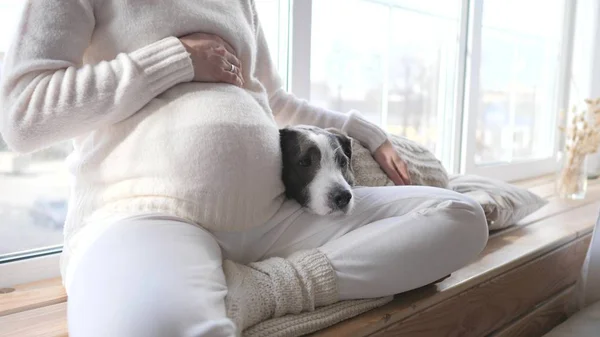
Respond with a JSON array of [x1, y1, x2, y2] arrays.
[[373, 140, 411, 185], [179, 33, 244, 87]]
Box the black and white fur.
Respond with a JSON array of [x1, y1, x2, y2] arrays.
[[279, 125, 355, 215]]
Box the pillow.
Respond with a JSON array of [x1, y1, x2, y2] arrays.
[[349, 133, 449, 188], [448, 174, 548, 231]]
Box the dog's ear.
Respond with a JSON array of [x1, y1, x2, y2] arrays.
[[279, 127, 293, 142], [338, 133, 352, 161], [279, 128, 300, 156], [326, 128, 352, 160]]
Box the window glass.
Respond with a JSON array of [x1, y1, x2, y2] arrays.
[[310, 0, 462, 165], [475, 0, 564, 164]]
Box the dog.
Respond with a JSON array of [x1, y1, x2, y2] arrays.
[[279, 125, 355, 215]]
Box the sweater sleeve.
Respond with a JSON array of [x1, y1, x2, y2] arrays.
[[250, 3, 388, 153], [0, 0, 194, 153]]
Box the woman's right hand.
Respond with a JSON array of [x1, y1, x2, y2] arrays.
[[179, 33, 244, 87]]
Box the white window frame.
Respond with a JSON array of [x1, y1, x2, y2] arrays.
[[0, 248, 61, 287], [290, 0, 578, 182], [288, 0, 312, 98], [460, 0, 577, 182]]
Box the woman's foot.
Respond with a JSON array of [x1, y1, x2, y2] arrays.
[[223, 249, 339, 331]]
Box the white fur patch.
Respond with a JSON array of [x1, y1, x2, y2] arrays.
[[306, 133, 354, 215]]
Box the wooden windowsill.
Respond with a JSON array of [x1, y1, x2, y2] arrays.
[[1, 175, 598, 337]]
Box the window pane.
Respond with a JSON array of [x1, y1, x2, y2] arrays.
[[387, 5, 461, 159], [310, 1, 388, 125], [475, 0, 564, 164], [310, 0, 462, 167], [0, 0, 68, 259], [255, 0, 290, 87]]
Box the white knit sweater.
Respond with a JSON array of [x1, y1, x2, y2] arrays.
[[0, 0, 387, 276]]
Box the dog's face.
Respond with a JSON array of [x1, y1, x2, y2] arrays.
[[279, 125, 355, 215]]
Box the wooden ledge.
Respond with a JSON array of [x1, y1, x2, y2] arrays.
[[1, 175, 598, 337], [0, 278, 66, 317]]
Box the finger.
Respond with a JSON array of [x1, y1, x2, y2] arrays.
[[383, 160, 405, 185], [213, 45, 228, 57], [390, 159, 409, 185], [215, 59, 238, 84], [218, 68, 244, 87], [217, 69, 240, 85], [219, 57, 244, 85], [214, 36, 237, 56], [394, 158, 411, 185], [218, 58, 235, 74], [218, 57, 239, 75], [233, 72, 244, 86], [223, 51, 242, 68]]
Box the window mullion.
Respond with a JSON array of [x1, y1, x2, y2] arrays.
[[555, 0, 578, 156], [278, 0, 292, 91], [289, 0, 312, 99], [380, 6, 392, 129], [460, 0, 484, 174]]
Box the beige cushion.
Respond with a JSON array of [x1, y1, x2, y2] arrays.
[[448, 174, 548, 230], [343, 130, 545, 231]]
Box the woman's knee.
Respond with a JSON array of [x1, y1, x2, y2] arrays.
[[433, 191, 489, 260]]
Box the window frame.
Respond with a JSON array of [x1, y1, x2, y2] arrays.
[[459, 0, 577, 181], [288, 0, 312, 98], [290, 0, 578, 182], [0, 252, 61, 287]]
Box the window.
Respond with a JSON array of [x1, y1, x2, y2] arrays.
[[255, 0, 291, 87], [475, 0, 563, 164], [309, 0, 462, 167], [290, 0, 575, 178], [0, 0, 590, 280], [462, 0, 568, 180]]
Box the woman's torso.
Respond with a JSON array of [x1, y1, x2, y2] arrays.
[[66, 0, 286, 233]]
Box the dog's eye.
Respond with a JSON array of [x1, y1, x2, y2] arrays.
[[339, 156, 348, 167], [298, 158, 312, 167]]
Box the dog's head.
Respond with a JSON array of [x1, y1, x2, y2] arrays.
[[279, 125, 355, 215]]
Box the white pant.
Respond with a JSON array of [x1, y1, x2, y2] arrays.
[[67, 186, 488, 337]]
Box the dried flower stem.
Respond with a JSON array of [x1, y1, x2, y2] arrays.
[[557, 97, 600, 197]]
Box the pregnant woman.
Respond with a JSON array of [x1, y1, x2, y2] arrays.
[[0, 1, 488, 336]]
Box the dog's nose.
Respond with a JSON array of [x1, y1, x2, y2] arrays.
[[334, 190, 352, 208]]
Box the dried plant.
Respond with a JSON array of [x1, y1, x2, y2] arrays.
[[557, 97, 600, 197]]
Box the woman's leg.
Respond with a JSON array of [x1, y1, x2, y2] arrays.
[[67, 214, 236, 337], [214, 186, 488, 300], [318, 187, 488, 299]]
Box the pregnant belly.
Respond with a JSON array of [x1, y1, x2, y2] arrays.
[[93, 83, 285, 228]]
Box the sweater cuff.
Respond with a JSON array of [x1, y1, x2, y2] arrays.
[[130, 36, 194, 97], [289, 249, 339, 308], [342, 110, 389, 153]]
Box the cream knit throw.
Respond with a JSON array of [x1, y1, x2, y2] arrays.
[[243, 297, 393, 337], [224, 249, 393, 337], [350, 133, 449, 188]]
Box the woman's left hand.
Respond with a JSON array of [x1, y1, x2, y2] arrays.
[[373, 140, 411, 185]]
